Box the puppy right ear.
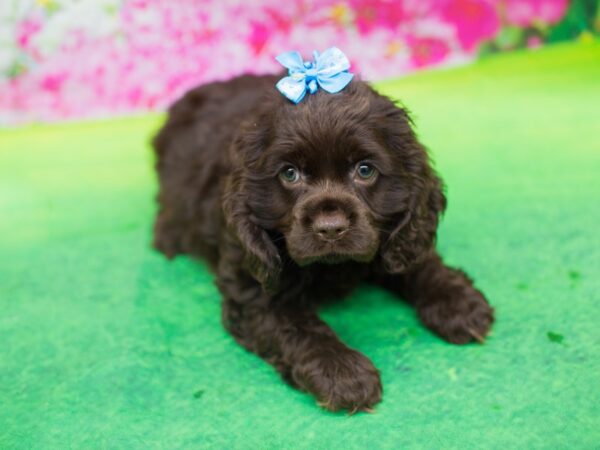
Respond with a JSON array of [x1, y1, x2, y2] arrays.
[[221, 122, 282, 293]]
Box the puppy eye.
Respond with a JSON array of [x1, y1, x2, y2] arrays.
[[279, 165, 300, 184], [356, 162, 377, 180]]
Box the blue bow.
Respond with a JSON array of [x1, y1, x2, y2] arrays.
[[275, 47, 354, 104]]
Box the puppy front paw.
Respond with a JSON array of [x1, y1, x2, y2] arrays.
[[418, 288, 494, 345], [292, 346, 382, 412]]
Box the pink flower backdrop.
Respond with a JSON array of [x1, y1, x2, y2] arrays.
[[0, 0, 596, 125]]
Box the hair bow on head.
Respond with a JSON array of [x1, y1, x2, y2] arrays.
[[275, 47, 354, 104]]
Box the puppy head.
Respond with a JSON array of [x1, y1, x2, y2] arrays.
[[223, 80, 446, 292]]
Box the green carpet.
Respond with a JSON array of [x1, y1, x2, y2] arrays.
[[1, 42, 599, 449]]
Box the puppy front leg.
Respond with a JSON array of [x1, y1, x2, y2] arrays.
[[381, 252, 494, 344], [222, 292, 382, 412]]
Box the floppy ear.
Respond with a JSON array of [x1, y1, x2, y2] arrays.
[[375, 100, 447, 273], [221, 122, 282, 293]]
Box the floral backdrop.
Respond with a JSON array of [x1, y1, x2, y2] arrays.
[[0, 0, 597, 125]]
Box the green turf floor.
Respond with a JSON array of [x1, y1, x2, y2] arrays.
[[1, 42, 599, 449]]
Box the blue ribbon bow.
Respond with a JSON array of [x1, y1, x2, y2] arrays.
[[275, 47, 354, 104]]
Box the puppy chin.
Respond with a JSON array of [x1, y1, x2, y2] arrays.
[[287, 240, 379, 267]]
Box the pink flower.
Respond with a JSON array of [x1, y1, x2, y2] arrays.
[[16, 19, 42, 50], [440, 0, 500, 51], [527, 35, 543, 47], [249, 22, 271, 54], [349, 0, 408, 35], [40, 72, 68, 93], [264, 7, 293, 33], [406, 35, 451, 68], [248, 6, 294, 55], [503, 0, 569, 27]]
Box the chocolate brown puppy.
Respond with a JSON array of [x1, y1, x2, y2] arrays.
[[153, 74, 494, 412]]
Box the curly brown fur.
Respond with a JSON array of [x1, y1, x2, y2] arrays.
[[153, 74, 494, 412]]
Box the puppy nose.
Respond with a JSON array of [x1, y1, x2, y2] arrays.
[[313, 212, 350, 240]]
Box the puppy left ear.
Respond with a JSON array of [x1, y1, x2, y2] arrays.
[[374, 98, 447, 273], [381, 170, 446, 273], [221, 119, 282, 293]]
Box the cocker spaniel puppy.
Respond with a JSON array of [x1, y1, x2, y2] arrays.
[[152, 73, 494, 412]]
